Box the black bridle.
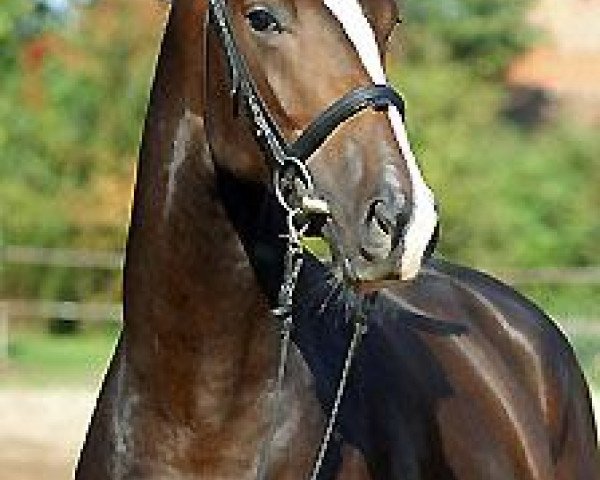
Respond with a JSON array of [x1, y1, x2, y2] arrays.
[[207, 0, 406, 204], [205, 1, 404, 478]]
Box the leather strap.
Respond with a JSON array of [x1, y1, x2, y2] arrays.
[[207, 0, 406, 167], [289, 84, 405, 162]]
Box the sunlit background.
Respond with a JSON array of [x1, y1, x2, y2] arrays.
[[1, 0, 599, 478]]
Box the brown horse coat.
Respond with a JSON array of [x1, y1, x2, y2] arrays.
[[76, 1, 599, 478]]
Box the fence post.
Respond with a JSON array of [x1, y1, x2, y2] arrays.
[[1, 243, 7, 363], [0, 304, 8, 363]]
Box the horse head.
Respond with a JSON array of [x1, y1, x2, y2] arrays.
[[76, 5, 600, 480], [204, 0, 439, 282]]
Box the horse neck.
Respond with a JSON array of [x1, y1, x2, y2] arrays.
[[125, 114, 275, 394], [118, 0, 277, 459]]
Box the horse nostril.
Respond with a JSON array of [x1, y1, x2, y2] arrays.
[[367, 200, 393, 235], [373, 202, 395, 235], [363, 195, 411, 256], [359, 200, 392, 262]]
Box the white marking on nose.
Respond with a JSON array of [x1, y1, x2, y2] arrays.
[[323, 0, 438, 280]]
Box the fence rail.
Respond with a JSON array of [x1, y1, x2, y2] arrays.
[[0, 300, 121, 323], [1, 245, 122, 269], [0, 246, 124, 360], [3, 245, 600, 285], [1, 245, 599, 360], [496, 267, 600, 286], [0, 300, 121, 360]]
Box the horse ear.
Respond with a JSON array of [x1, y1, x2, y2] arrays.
[[361, 0, 400, 52]]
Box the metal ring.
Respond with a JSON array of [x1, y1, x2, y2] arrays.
[[273, 158, 315, 214]]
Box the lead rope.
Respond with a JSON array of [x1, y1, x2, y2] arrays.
[[257, 233, 368, 480], [308, 306, 367, 480], [255, 208, 306, 480], [256, 200, 368, 480], [254, 160, 368, 480]]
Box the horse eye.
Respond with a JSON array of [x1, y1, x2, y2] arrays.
[[246, 7, 283, 34]]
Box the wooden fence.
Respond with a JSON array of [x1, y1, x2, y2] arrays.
[[4, 245, 600, 284], [1, 246, 123, 360], [2, 245, 600, 359]]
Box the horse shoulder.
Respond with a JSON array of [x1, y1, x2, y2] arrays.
[[429, 259, 600, 479]]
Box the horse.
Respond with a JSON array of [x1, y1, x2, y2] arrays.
[[76, 0, 599, 479]]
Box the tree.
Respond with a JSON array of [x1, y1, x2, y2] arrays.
[[1, 0, 166, 301]]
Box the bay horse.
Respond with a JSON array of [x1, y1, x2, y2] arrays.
[[76, 0, 599, 479]]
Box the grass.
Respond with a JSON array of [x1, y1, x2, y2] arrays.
[[1, 319, 598, 398], [519, 284, 600, 321], [568, 333, 600, 393], [1, 324, 119, 388]]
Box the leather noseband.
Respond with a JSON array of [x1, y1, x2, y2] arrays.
[[207, 0, 406, 170]]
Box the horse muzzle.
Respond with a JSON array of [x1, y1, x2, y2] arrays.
[[318, 195, 408, 283], [321, 187, 439, 283]]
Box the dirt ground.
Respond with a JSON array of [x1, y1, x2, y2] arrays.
[[0, 389, 96, 480], [0, 388, 597, 480]]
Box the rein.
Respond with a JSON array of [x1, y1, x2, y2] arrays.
[[205, 1, 405, 477]]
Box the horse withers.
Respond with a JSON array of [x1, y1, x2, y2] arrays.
[[76, 0, 599, 479]]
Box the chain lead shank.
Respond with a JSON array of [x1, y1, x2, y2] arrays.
[[205, 1, 377, 478]]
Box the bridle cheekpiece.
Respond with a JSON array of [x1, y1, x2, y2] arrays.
[[205, 1, 404, 478]]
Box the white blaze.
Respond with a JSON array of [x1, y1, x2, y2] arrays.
[[323, 0, 438, 280]]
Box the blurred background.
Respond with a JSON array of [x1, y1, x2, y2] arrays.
[[0, 0, 598, 477]]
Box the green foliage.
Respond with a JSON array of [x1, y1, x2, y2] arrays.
[[519, 285, 600, 319], [1, 0, 160, 246], [1, 0, 164, 300], [402, 0, 536, 77], [1, 0, 599, 314], [394, 62, 600, 270], [393, 0, 600, 274]]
